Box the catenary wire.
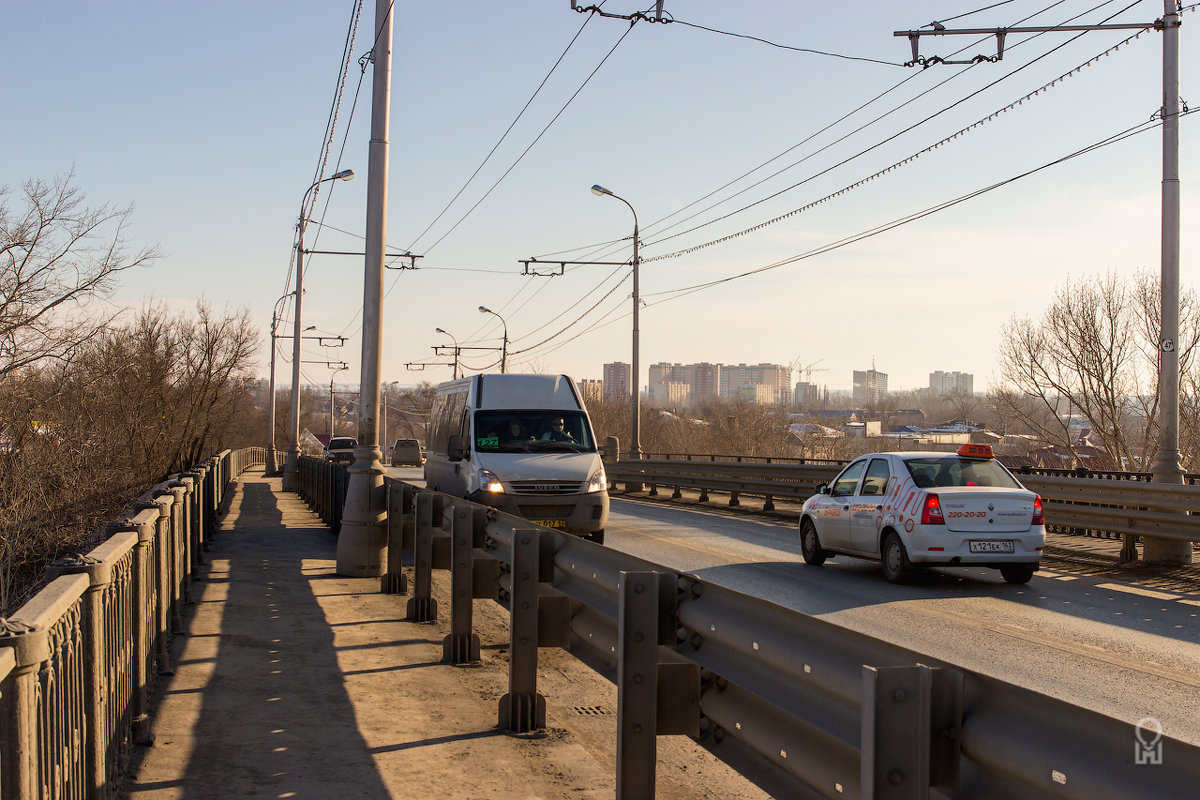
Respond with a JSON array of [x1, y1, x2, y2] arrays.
[[638, 0, 1143, 258]]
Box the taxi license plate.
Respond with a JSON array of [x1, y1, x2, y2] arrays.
[[532, 519, 567, 528], [970, 540, 1014, 553]]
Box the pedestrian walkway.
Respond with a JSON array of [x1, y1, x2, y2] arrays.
[[122, 468, 619, 800]]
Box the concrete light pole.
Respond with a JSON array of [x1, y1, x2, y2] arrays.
[[265, 294, 292, 476], [281, 169, 354, 491], [435, 327, 460, 378], [591, 184, 642, 463], [477, 307, 508, 373], [337, 0, 392, 576]]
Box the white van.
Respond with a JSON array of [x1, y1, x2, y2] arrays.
[[424, 374, 609, 543]]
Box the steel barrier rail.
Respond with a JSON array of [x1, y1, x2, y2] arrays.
[[0, 446, 264, 800], [605, 457, 1200, 544], [365, 476, 1200, 799]]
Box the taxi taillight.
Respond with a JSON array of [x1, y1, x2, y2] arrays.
[[921, 494, 944, 525], [1032, 495, 1044, 525]]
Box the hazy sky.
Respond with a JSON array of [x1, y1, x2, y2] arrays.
[[4, 1, 1196, 393]]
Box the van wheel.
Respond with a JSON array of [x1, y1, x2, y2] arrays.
[[881, 532, 915, 584], [1000, 564, 1036, 584], [799, 520, 826, 565], [588, 529, 605, 545]]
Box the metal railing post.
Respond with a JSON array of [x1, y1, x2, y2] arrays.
[[443, 505, 481, 664], [382, 483, 413, 595], [407, 493, 441, 622], [616, 570, 660, 800], [498, 527, 545, 732]]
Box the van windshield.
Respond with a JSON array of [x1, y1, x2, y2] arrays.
[[474, 410, 596, 453]]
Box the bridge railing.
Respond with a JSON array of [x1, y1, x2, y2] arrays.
[[0, 446, 265, 800], [603, 455, 1200, 544], [295, 475, 1200, 800]]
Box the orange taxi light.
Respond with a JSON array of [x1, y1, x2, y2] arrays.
[[957, 443, 994, 459]]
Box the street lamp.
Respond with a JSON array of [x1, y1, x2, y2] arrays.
[[265, 295, 295, 475], [477, 306, 508, 373], [329, 361, 350, 437], [282, 168, 354, 492], [435, 327, 460, 378], [591, 183, 642, 462]]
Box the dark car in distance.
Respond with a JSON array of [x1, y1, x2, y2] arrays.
[[325, 436, 357, 465]]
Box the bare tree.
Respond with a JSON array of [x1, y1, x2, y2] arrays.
[[995, 270, 1200, 470], [0, 172, 159, 378]]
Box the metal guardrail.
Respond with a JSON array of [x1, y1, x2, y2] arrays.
[[303, 474, 1200, 800], [295, 456, 349, 534], [0, 446, 265, 800], [602, 456, 1200, 544]]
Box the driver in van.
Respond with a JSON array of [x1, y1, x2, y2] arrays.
[[542, 418, 575, 442]]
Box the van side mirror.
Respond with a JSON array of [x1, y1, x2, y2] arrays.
[[601, 435, 620, 461], [447, 434, 466, 462], [816, 483, 829, 495]]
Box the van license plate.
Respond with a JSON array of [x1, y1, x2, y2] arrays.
[[970, 540, 1014, 553], [532, 520, 567, 528]]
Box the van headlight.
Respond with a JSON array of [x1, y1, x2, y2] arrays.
[[479, 469, 505, 493], [586, 467, 607, 493]]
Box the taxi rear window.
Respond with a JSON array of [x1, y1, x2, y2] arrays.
[[904, 457, 1021, 489]]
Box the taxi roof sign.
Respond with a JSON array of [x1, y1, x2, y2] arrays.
[[957, 443, 994, 459]]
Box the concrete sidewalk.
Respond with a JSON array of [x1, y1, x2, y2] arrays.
[[124, 469, 766, 800], [122, 469, 618, 800]]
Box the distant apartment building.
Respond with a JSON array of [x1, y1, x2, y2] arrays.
[[577, 379, 604, 404], [719, 363, 792, 404], [852, 369, 888, 404], [929, 370, 974, 396], [793, 381, 820, 405], [647, 362, 724, 407], [602, 362, 631, 400], [648, 363, 691, 407], [730, 382, 778, 404]]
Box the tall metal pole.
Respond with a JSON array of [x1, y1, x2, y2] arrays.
[[591, 185, 642, 462], [280, 230, 306, 491], [631, 216, 641, 461], [338, 0, 392, 576], [266, 306, 281, 475], [280, 170, 354, 491], [330, 371, 336, 437], [1148, 0, 1190, 564]]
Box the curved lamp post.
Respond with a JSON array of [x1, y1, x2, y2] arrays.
[[477, 306, 508, 373], [281, 168, 354, 491], [591, 183, 642, 462], [435, 327, 460, 378]]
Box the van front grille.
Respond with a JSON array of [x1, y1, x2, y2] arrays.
[[517, 505, 576, 518], [509, 480, 582, 495]]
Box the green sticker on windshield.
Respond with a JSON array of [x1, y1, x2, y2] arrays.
[[477, 435, 499, 448]]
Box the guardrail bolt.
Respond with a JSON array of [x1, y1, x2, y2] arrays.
[[633, 723, 644, 734], [888, 769, 905, 786], [690, 633, 703, 650], [634, 582, 645, 593], [634, 673, 644, 684], [892, 688, 908, 702]]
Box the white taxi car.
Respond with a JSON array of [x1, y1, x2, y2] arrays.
[[798, 444, 1045, 584]]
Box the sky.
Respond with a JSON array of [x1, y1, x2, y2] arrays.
[[3, 1, 1197, 394]]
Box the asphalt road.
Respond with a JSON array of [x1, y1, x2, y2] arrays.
[[603, 496, 1200, 748]]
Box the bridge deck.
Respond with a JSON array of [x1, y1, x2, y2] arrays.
[[124, 468, 616, 800]]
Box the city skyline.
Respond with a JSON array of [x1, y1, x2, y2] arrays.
[[3, 2, 1194, 397]]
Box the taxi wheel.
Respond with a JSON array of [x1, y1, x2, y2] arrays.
[[799, 520, 826, 565], [881, 532, 915, 584], [1000, 564, 1035, 584]]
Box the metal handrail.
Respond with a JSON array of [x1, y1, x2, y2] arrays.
[[0, 446, 265, 800], [604, 456, 1200, 544], [364, 477, 1200, 799]]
